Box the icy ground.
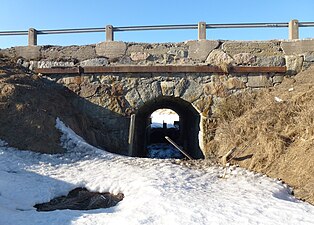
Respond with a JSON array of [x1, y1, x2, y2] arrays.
[[0, 119, 314, 225]]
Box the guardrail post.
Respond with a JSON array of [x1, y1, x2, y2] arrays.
[[28, 28, 37, 46], [106, 25, 114, 41], [289, 19, 299, 40], [198, 22, 206, 40]]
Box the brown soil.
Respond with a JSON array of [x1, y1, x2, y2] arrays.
[[0, 57, 98, 153], [207, 65, 314, 205]]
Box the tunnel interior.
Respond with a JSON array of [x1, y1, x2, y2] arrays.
[[132, 96, 204, 159]]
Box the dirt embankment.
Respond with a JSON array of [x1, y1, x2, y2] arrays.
[[0, 57, 100, 153], [207, 65, 314, 204]]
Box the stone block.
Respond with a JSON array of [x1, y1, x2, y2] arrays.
[[160, 81, 175, 96], [223, 41, 283, 56], [285, 55, 304, 75], [79, 58, 108, 67], [206, 49, 234, 66], [254, 56, 285, 67], [96, 41, 127, 59], [247, 75, 272, 88], [193, 96, 212, 116], [42, 45, 96, 61], [130, 52, 150, 61], [272, 75, 284, 84], [303, 52, 314, 62], [80, 83, 100, 98], [174, 78, 188, 97], [181, 80, 204, 102], [281, 39, 314, 55], [204, 82, 228, 97], [37, 61, 75, 68], [14, 46, 41, 60], [186, 40, 219, 61], [224, 77, 246, 90], [233, 53, 256, 65]]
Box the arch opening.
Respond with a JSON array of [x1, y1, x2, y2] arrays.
[[131, 96, 204, 159], [147, 108, 183, 159]]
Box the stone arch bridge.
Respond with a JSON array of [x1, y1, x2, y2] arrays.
[[2, 39, 313, 158]]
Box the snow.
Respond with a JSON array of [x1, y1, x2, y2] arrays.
[[0, 119, 314, 225], [147, 143, 183, 159]]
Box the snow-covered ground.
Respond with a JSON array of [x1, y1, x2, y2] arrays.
[[0, 119, 314, 225]]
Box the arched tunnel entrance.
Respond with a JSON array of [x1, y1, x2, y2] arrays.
[[130, 96, 204, 159]]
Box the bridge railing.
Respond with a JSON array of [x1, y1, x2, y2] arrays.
[[0, 20, 314, 46]]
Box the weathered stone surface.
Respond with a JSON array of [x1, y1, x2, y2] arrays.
[[42, 45, 96, 61], [130, 52, 150, 61], [223, 41, 283, 56], [224, 77, 246, 90], [272, 75, 284, 84], [96, 41, 127, 59], [285, 55, 304, 75], [125, 88, 142, 108], [137, 81, 161, 103], [233, 53, 256, 65], [186, 40, 219, 61], [254, 56, 285, 67], [206, 49, 234, 66], [79, 58, 108, 67], [193, 96, 212, 116], [181, 80, 203, 102], [247, 75, 272, 87], [303, 52, 314, 62], [145, 45, 168, 55], [174, 78, 188, 97], [126, 44, 144, 54], [15, 46, 41, 60], [281, 39, 314, 55], [80, 83, 100, 98], [37, 61, 75, 68], [204, 82, 228, 97], [160, 81, 175, 96]]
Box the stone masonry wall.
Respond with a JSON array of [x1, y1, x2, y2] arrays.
[[1, 39, 314, 156]]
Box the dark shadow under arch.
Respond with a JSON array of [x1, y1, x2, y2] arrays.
[[131, 96, 204, 159]]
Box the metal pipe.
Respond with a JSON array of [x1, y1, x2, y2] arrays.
[[0, 22, 313, 36]]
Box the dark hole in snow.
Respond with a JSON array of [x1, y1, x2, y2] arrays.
[[34, 187, 124, 211]]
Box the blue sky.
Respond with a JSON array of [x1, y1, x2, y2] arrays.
[[0, 0, 313, 48]]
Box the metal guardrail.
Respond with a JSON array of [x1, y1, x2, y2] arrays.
[[0, 20, 313, 46]]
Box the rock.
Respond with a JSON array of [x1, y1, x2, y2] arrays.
[[96, 41, 127, 59], [125, 88, 142, 108], [42, 45, 96, 61], [303, 52, 314, 62], [181, 80, 204, 102], [186, 40, 219, 61], [224, 77, 246, 90], [247, 75, 272, 88], [206, 49, 234, 67], [137, 81, 161, 103], [233, 53, 256, 65], [254, 56, 285, 67], [79, 58, 108, 67], [174, 78, 188, 97], [204, 82, 228, 97], [15, 46, 41, 60], [37, 61, 75, 68], [281, 39, 314, 55], [130, 52, 150, 61], [160, 81, 175, 96], [80, 83, 100, 98], [285, 55, 304, 75], [193, 96, 212, 116], [223, 41, 283, 56], [272, 75, 284, 84]]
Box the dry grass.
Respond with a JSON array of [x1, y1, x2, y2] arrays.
[[206, 66, 314, 204]]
